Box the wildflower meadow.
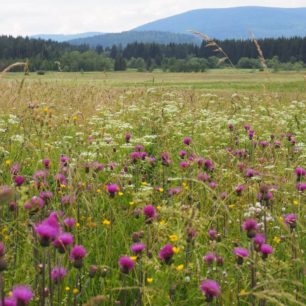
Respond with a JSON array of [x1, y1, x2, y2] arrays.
[[0, 72, 305, 305]]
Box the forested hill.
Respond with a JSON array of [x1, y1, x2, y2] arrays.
[[68, 31, 200, 48]]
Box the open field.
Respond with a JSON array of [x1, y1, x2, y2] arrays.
[[0, 71, 305, 305]]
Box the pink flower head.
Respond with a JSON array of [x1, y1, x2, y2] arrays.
[[161, 152, 171, 166], [200, 279, 221, 301], [203, 252, 216, 265], [183, 137, 192, 146], [254, 233, 266, 251], [125, 133, 131, 143], [130, 151, 142, 162], [179, 150, 187, 159], [118, 256, 135, 273], [209, 181, 217, 189], [180, 161, 189, 168], [64, 218, 76, 230], [2, 296, 17, 306], [107, 184, 119, 197], [235, 184, 245, 196], [283, 213, 297, 229], [10, 163, 20, 176], [208, 229, 218, 241], [70, 245, 87, 268], [234, 247, 249, 265], [14, 175, 25, 187], [197, 172, 210, 182], [130, 243, 145, 255], [158, 244, 174, 264], [0, 241, 5, 257], [296, 183, 306, 192], [260, 244, 273, 259], [143, 205, 156, 223], [61, 195, 76, 205], [53, 233, 74, 253], [43, 158, 51, 169], [39, 191, 53, 202], [60, 155, 70, 166], [51, 267, 67, 284], [135, 144, 144, 152], [242, 219, 258, 238], [295, 167, 306, 178], [204, 159, 214, 171], [35, 222, 59, 247], [12, 285, 33, 305]]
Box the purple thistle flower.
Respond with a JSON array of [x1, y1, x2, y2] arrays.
[[0, 242, 5, 258], [209, 181, 217, 189], [242, 219, 258, 238], [234, 247, 249, 265], [179, 150, 187, 159], [228, 123, 234, 131], [35, 223, 59, 247], [203, 252, 216, 265], [161, 152, 171, 166], [107, 184, 119, 197], [39, 191, 53, 202], [143, 205, 156, 224], [125, 133, 131, 143], [179, 161, 189, 168], [158, 244, 174, 264], [197, 172, 210, 182], [130, 151, 142, 162], [283, 214, 297, 229], [12, 285, 33, 305], [130, 243, 145, 255], [135, 144, 144, 152], [53, 233, 74, 253], [183, 137, 192, 146], [245, 168, 257, 178], [51, 267, 67, 284], [204, 159, 214, 171], [200, 279, 221, 302], [208, 229, 218, 241], [1, 297, 17, 306], [260, 141, 269, 148], [235, 184, 245, 196], [260, 244, 273, 259], [168, 187, 182, 196], [14, 175, 25, 187], [220, 192, 227, 200], [70, 245, 87, 268], [254, 233, 266, 251], [10, 163, 20, 176], [295, 167, 306, 179], [54, 173, 67, 186], [248, 130, 255, 140], [60, 155, 70, 166], [64, 218, 76, 230], [61, 195, 76, 205], [118, 256, 135, 273], [296, 183, 306, 192], [42, 159, 51, 169]]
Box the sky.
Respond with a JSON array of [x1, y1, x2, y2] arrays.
[[1, 0, 306, 36]]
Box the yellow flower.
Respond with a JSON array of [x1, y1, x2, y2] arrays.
[[159, 220, 166, 225], [65, 287, 70, 292], [8, 291, 12, 297], [76, 222, 81, 228], [273, 236, 281, 244], [176, 264, 184, 271], [159, 188, 164, 192], [102, 219, 111, 225], [169, 234, 178, 242], [73, 288, 79, 295], [172, 247, 180, 254], [229, 204, 235, 209], [60, 184, 66, 189], [118, 192, 124, 196], [129, 201, 135, 206], [43, 107, 49, 113], [147, 277, 153, 283], [141, 182, 148, 186], [293, 200, 299, 206], [278, 216, 284, 223], [73, 116, 78, 121], [96, 189, 101, 193], [5, 160, 11, 166], [239, 289, 248, 296], [130, 256, 137, 261]]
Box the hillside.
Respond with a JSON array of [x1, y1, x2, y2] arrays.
[[31, 32, 103, 42], [68, 31, 201, 47], [133, 6, 306, 39]]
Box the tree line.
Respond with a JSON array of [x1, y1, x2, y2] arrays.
[[0, 35, 306, 72]]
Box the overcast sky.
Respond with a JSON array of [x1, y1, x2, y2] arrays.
[[1, 0, 306, 36]]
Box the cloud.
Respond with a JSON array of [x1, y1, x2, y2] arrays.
[[1, 0, 305, 35]]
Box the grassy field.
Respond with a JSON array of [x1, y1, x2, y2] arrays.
[[0, 71, 305, 305]]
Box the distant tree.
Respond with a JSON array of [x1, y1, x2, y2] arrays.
[[114, 54, 127, 71]]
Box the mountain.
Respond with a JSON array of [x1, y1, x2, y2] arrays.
[[68, 31, 201, 47], [31, 32, 103, 42], [133, 6, 306, 39]]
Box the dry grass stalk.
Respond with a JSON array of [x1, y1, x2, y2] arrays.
[[249, 32, 267, 70], [190, 30, 235, 68], [0, 61, 28, 79]]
